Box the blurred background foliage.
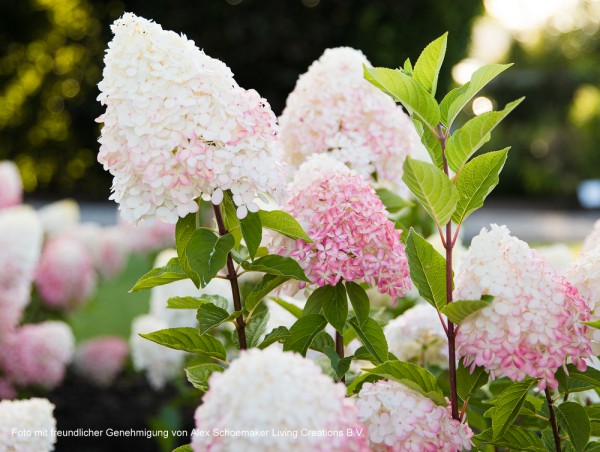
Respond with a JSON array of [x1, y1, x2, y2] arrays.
[[0, 0, 599, 204]]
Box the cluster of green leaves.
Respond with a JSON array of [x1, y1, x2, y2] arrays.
[[130, 194, 314, 388]]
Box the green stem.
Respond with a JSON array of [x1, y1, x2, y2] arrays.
[[213, 204, 247, 350]]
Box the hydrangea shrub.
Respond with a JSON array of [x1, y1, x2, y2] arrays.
[[96, 17, 600, 452]]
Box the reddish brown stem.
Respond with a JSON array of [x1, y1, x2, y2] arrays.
[[213, 204, 247, 350], [438, 123, 459, 421]]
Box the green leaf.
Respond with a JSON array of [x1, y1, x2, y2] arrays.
[[175, 212, 197, 283], [309, 331, 336, 353], [323, 346, 352, 381], [375, 188, 414, 213], [258, 210, 312, 242], [583, 319, 600, 329], [172, 445, 193, 452], [405, 229, 447, 310], [245, 275, 290, 312], [364, 360, 446, 406], [443, 63, 514, 127], [245, 310, 269, 348], [140, 328, 226, 360], [402, 157, 457, 227], [413, 32, 447, 97], [474, 426, 546, 452], [166, 294, 229, 310], [585, 442, 600, 452], [185, 228, 234, 288], [348, 317, 388, 363], [196, 303, 241, 334], [283, 314, 327, 356], [322, 283, 348, 333], [345, 281, 370, 327], [271, 297, 302, 319], [363, 66, 441, 133], [241, 255, 310, 282], [441, 298, 493, 325], [258, 326, 291, 349], [555, 402, 590, 452], [563, 364, 600, 388], [457, 358, 488, 401], [184, 363, 223, 391], [446, 97, 524, 174], [490, 379, 536, 440], [416, 123, 445, 169], [239, 211, 262, 260], [303, 287, 327, 316], [403, 58, 412, 75], [221, 191, 242, 248], [167, 296, 207, 309], [130, 258, 188, 292], [452, 148, 510, 224]]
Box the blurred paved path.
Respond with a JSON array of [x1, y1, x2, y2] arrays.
[[33, 200, 599, 244]]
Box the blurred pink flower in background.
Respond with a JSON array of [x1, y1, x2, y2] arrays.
[[73, 336, 129, 387], [0, 206, 43, 339], [35, 235, 97, 311], [0, 321, 75, 389]]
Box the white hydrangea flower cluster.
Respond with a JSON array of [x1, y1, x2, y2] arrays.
[[384, 304, 448, 367], [356, 380, 473, 451], [0, 398, 57, 452], [536, 243, 573, 275], [0, 161, 23, 210], [37, 199, 80, 237], [582, 219, 600, 254], [455, 224, 591, 389], [97, 13, 283, 224], [192, 348, 368, 451], [130, 314, 185, 390], [0, 206, 43, 339], [278, 47, 426, 196], [567, 237, 600, 345]]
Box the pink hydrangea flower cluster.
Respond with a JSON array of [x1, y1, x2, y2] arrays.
[[278, 47, 425, 196], [192, 348, 368, 452], [0, 206, 43, 339], [97, 13, 283, 224], [34, 235, 97, 311], [0, 321, 75, 389], [455, 224, 592, 389], [275, 154, 410, 298], [73, 336, 129, 387], [356, 380, 473, 451], [0, 161, 23, 209]]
